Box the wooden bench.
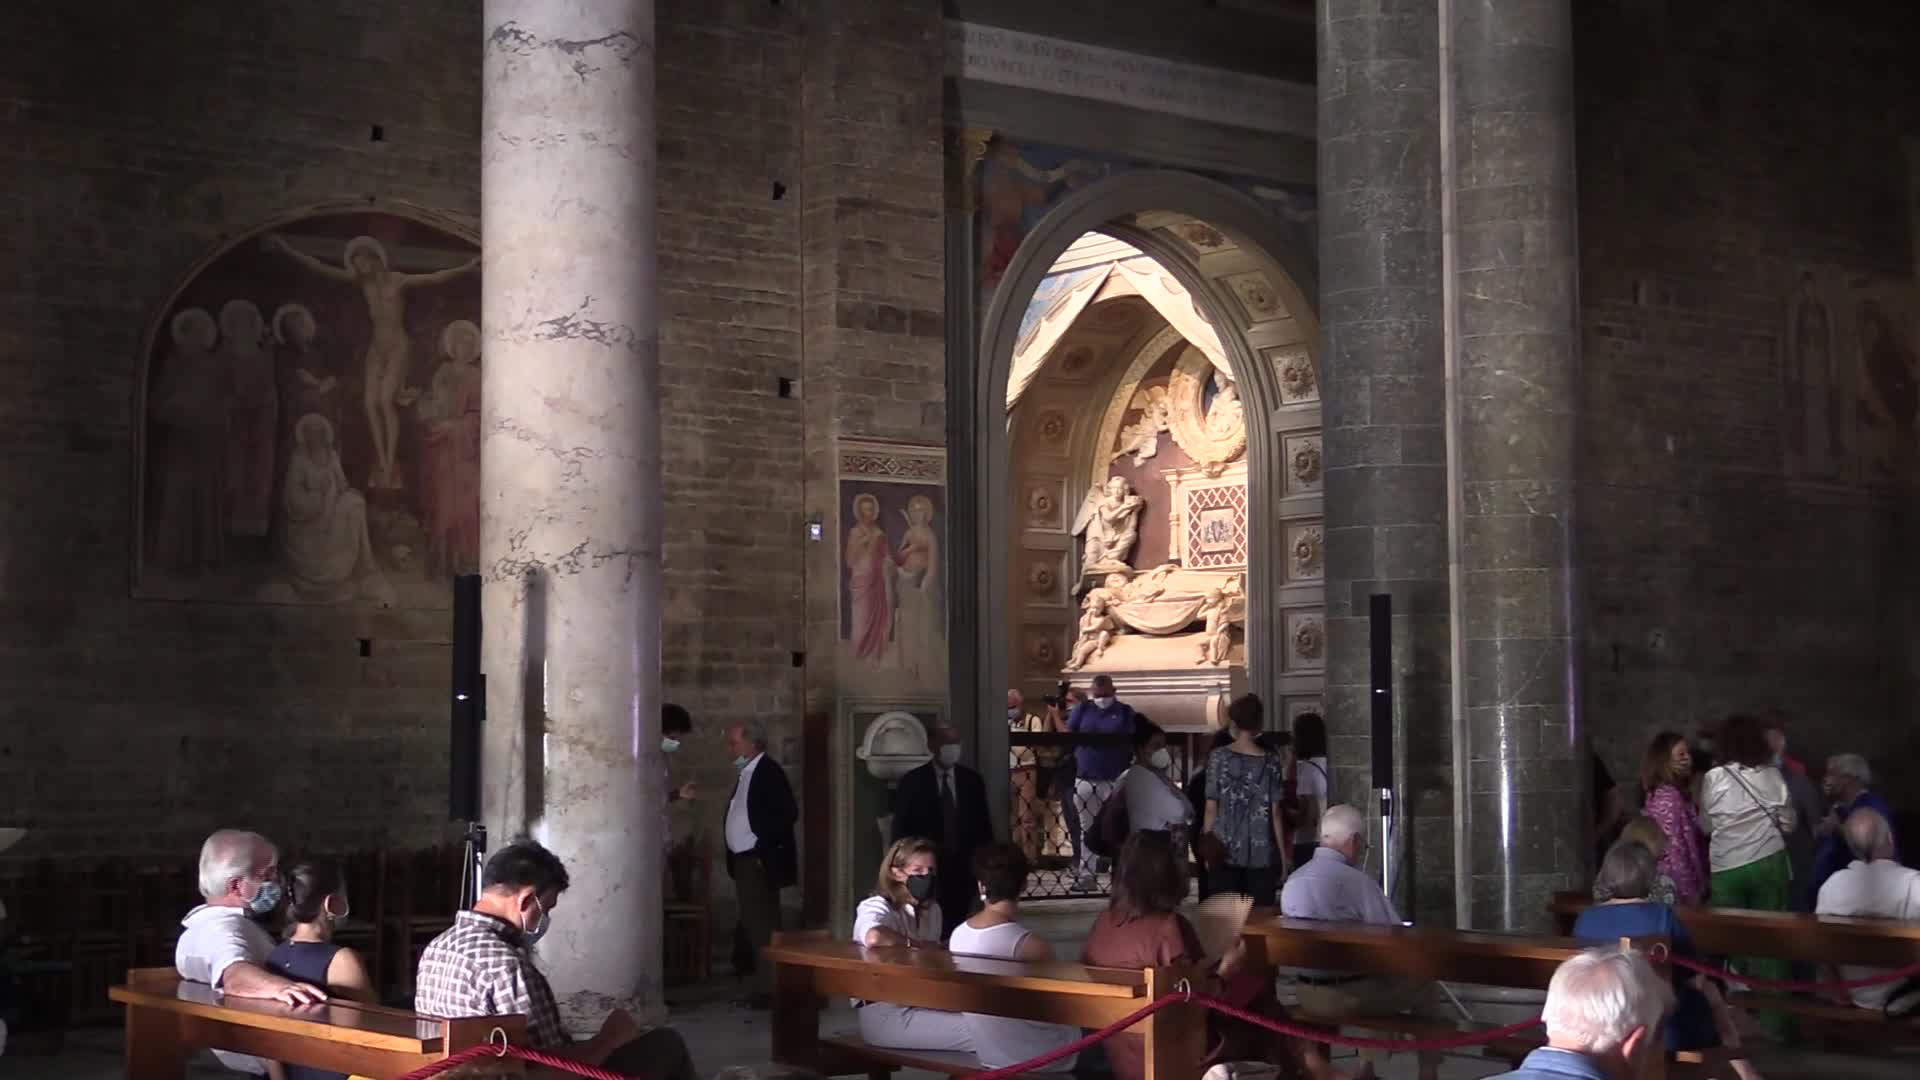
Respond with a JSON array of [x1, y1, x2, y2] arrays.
[[1549, 892, 1920, 1042], [767, 930, 1206, 1080], [109, 967, 526, 1079], [1241, 917, 1672, 1067]]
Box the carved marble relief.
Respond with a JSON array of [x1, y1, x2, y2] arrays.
[[137, 206, 480, 606]]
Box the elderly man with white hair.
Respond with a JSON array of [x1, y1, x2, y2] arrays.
[[1815, 807, 1920, 1010], [1812, 753, 1898, 892], [1493, 947, 1676, 1079], [1280, 803, 1441, 1080], [175, 829, 325, 1074]]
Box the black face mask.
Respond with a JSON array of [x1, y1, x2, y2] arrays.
[[905, 873, 937, 903]]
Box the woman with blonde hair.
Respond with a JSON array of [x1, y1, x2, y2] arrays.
[[849, 836, 973, 1053]]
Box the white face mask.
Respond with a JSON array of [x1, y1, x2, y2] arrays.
[[1093, 696, 1116, 710], [937, 743, 962, 766], [1148, 748, 1172, 771], [661, 737, 681, 754]]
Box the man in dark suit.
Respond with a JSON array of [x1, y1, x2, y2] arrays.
[[722, 722, 797, 1009], [891, 723, 994, 939]]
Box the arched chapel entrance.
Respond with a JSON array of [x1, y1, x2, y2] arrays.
[[967, 172, 1325, 886]]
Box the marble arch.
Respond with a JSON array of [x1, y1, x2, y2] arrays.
[[971, 170, 1323, 809]]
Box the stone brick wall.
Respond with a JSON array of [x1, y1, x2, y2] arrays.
[[0, 0, 484, 859], [1576, 1, 1920, 799], [0, 0, 838, 869]]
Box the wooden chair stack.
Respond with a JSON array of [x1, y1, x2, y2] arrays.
[[664, 829, 714, 984]]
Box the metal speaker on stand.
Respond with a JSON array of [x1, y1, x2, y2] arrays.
[[1369, 593, 1396, 906], [450, 574, 487, 909]]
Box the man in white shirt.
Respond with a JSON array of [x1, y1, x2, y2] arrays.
[[723, 722, 797, 1009], [1815, 808, 1920, 1010], [1280, 804, 1440, 1080], [175, 829, 326, 1073]]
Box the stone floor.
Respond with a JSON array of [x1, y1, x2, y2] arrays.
[[10, 900, 1919, 1079]]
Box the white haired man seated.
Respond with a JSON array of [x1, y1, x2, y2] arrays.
[[176, 829, 325, 1074], [1493, 947, 1675, 1079], [1815, 807, 1920, 1009], [1494, 947, 1764, 1080], [1279, 803, 1442, 1080]]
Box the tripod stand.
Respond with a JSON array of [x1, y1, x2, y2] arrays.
[[458, 821, 487, 910]]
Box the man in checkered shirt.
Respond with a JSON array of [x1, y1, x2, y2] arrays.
[[414, 839, 696, 1080]]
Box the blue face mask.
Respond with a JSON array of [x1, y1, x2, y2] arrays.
[[246, 877, 284, 918], [733, 755, 751, 770], [661, 737, 681, 754]]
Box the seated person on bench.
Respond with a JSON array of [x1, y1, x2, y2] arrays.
[[176, 830, 327, 1077], [414, 840, 697, 1080], [948, 842, 1078, 1072], [1573, 841, 1720, 1052], [266, 859, 378, 1080], [851, 837, 974, 1054], [1084, 830, 1352, 1080], [1815, 807, 1920, 1010], [1280, 804, 1441, 1080]]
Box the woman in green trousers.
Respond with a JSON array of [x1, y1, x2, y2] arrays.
[[1701, 713, 1797, 1036]]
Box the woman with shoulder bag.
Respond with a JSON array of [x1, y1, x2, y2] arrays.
[[1202, 695, 1287, 904]]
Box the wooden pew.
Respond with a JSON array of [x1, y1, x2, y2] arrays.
[[767, 931, 1205, 1080], [1548, 892, 1920, 1041], [109, 967, 525, 1079], [1241, 917, 1672, 1068]]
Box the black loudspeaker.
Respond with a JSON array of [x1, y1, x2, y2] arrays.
[[1368, 593, 1393, 788], [449, 574, 483, 822]]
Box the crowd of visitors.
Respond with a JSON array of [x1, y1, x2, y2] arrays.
[[165, 688, 1908, 1080]]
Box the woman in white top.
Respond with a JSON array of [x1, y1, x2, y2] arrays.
[[851, 837, 974, 1053], [1699, 714, 1796, 1011], [948, 843, 1080, 1072], [1118, 720, 1193, 845], [1289, 712, 1331, 873]]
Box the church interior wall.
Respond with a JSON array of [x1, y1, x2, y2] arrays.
[[1574, 0, 1920, 801], [0, 0, 833, 882]]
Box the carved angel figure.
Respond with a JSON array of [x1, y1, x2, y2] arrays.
[[1198, 588, 1233, 665], [1071, 476, 1145, 573], [1114, 385, 1171, 466], [1063, 594, 1118, 672]]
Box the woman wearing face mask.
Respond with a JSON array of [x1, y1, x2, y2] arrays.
[[1116, 719, 1192, 848], [850, 837, 974, 1053], [266, 860, 377, 1080]]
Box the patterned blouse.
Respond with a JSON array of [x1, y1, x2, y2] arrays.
[[1643, 783, 1708, 904], [1205, 747, 1283, 868]]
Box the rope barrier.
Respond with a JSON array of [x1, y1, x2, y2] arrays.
[[393, 957, 1920, 1080], [394, 990, 1545, 1080], [1666, 953, 1920, 994], [398, 1041, 645, 1079]]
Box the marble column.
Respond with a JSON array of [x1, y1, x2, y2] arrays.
[[1317, 1, 1454, 923], [479, 0, 663, 1024], [1448, 0, 1583, 929]]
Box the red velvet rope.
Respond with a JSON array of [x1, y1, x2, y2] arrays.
[[1665, 952, 1920, 994], [393, 992, 1545, 1080], [393, 954, 1920, 1080]]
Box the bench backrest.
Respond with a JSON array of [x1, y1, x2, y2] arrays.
[[1549, 893, 1920, 967], [112, 967, 525, 1074], [766, 933, 1168, 1030], [1245, 917, 1664, 989]]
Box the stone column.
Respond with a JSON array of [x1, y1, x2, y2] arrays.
[[1448, 0, 1583, 929], [1317, 1, 1454, 923], [479, 0, 662, 1024]]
